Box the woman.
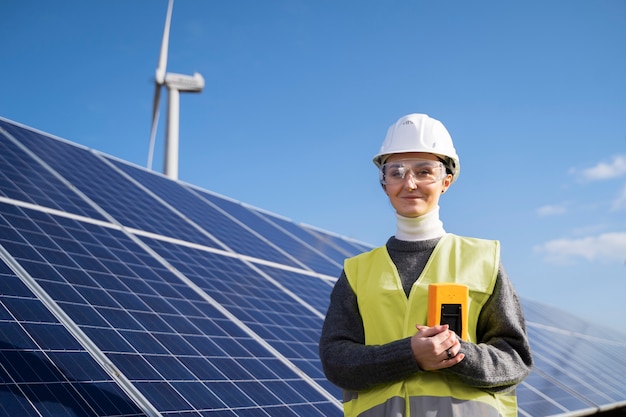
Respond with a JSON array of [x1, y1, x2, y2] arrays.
[[319, 113, 533, 417]]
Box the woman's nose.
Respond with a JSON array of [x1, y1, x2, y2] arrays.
[[404, 172, 418, 189]]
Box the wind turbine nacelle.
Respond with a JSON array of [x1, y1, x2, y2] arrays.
[[164, 72, 205, 92]]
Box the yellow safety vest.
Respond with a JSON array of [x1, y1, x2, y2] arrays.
[[343, 234, 518, 417]]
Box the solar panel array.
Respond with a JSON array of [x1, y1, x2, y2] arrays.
[[0, 116, 625, 417]]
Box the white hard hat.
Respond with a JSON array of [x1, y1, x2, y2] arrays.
[[373, 113, 460, 183]]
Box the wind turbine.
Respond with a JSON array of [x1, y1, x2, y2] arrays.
[[147, 0, 204, 180]]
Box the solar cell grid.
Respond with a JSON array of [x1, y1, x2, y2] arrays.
[[254, 209, 355, 266], [529, 316, 626, 394], [523, 299, 618, 342], [0, 201, 340, 416], [306, 227, 374, 259], [197, 189, 342, 276], [521, 371, 592, 415], [253, 264, 335, 312], [341, 239, 374, 255], [0, 121, 106, 221], [0, 259, 147, 417], [513, 301, 626, 416], [516, 382, 572, 417], [3, 124, 218, 249], [527, 326, 626, 404], [108, 158, 305, 270], [139, 238, 329, 384]]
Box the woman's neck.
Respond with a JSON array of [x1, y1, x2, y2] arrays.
[[395, 206, 446, 241]]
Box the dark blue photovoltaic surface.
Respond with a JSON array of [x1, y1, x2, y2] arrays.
[[0, 258, 147, 417], [1, 117, 626, 417], [0, 120, 106, 221], [254, 209, 362, 266], [306, 227, 375, 262], [252, 264, 335, 313], [139, 237, 329, 384], [195, 188, 344, 276], [108, 158, 305, 270], [0, 201, 340, 416], [1, 121, 218, 249], [516, 299, 626, 414]]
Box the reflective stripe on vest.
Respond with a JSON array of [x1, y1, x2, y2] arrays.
[[343, 234, 517, 417], [353, 395, 516, 417]]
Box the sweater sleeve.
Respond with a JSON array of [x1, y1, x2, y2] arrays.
[[441, 263, 533, 391], [318, 271, 422, 391]]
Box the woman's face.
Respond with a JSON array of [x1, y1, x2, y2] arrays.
[[382, 152, 452, 218]]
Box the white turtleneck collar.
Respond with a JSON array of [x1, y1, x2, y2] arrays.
[[395, 206, 446, 241]]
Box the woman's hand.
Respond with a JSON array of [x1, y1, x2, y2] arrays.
[[410, 324, 465, 371]]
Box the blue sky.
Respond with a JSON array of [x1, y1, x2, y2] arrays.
[[2, 1, 625, 334]]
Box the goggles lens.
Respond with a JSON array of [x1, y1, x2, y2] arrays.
[[380, 159, 446, 185]]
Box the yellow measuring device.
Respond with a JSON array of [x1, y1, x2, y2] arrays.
[[427, 283, 469, 340]]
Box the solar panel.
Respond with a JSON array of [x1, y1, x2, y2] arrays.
[[1, 116, 625, 417], [0, 257, 147, 417]]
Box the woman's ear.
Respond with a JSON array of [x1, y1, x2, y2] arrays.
[[441, 175, 453, 193]]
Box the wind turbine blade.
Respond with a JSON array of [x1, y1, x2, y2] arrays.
[[147, 83, 162, 170], [155, 0, 173, 84]]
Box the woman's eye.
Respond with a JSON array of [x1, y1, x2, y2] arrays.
[[416, 166, 439, 177], [389, 168, 405, 178]]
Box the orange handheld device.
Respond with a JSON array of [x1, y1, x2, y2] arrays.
[[427, 283, 469, 340]]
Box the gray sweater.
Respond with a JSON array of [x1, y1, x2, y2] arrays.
[[319, 236, 533, 393]]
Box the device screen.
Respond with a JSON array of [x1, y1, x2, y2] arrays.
[[440, 303, 462, 336]]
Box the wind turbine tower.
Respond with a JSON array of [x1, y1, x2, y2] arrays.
[[148, 0, 204, 180]]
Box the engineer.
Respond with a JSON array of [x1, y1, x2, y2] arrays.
[[319, 113, 533, 417]]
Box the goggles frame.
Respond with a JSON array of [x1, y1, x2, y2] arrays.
[[379, 158, 447, 186]]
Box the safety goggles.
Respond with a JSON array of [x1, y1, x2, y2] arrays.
[[379, 159, 447, 185]]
